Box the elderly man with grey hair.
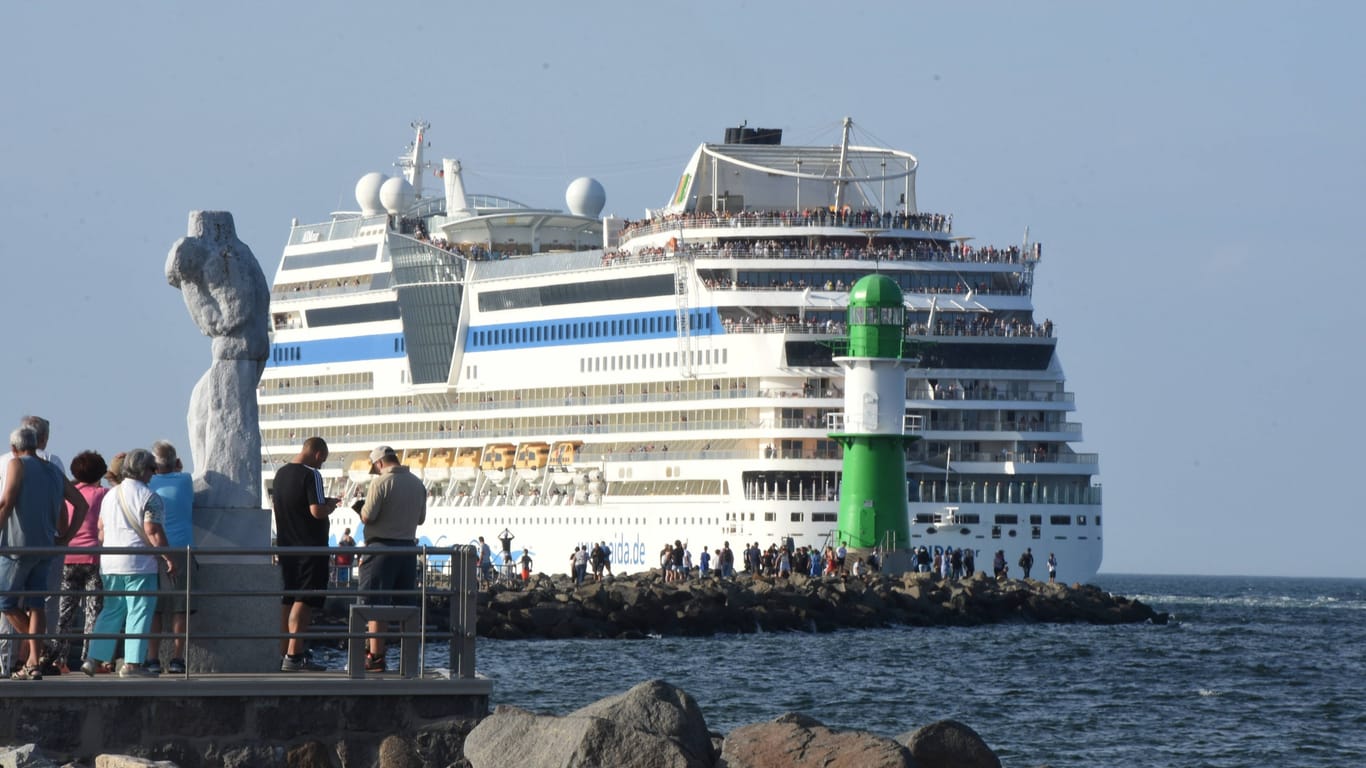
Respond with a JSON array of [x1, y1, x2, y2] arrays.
[[147, 441, 195, 674], [0, 415, 83, 676], [0, 426, 87, 680]]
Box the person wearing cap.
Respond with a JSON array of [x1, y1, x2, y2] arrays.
[[272, 437, 337, 672], [355, 445, 426, 672]]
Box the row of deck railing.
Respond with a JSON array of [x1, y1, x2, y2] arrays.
[[0, 544, 477, 680]]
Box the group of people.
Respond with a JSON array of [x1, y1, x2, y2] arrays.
[[0, 415, 194, 680], [273, 438, 427, 673], [568, 541, 614, 585], [0, 427, 432, 680]]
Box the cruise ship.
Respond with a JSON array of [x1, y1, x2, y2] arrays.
[[261, 119, 1103, 582]]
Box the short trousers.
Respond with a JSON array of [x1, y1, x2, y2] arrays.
[[0, 555, 53, 611], [157, 553, 197, 615], [278, 553, 330, 608], [357, 542, 418, 607]]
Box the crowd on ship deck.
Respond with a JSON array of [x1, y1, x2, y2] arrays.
[[617, 208, 953, 239], [604, 239, 1033, 269]]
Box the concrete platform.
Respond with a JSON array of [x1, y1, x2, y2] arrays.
[[0, 671, 492, 761]]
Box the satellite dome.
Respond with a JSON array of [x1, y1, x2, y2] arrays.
[[565, 177, 606, 218], [379, 176, 415, 215], [355, 172, 389, 216]]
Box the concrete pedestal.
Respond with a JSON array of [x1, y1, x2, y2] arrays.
[[180, 506, 279, 673]]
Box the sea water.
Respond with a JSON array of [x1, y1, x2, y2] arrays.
[[467, 574, 1366, 767]]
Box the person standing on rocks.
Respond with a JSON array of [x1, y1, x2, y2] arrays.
[[573, 545, 589, 585], [1048, 552, 1058, 583], [273, 437, 337, 672], [1019, 548, 1035, 579], [519, 549, 532, 581], [478, 536, 494, 585], [699, 546, 711, 578]]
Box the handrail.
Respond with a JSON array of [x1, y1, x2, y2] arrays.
[[0, 544, 477, 680]]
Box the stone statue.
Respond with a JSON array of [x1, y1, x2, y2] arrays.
[[167, 211, 270, 509]]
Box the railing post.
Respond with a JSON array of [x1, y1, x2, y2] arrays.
[[452, 545, 477, 679]]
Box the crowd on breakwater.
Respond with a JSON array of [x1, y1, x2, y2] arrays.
[[468, 567, 1166, 640]]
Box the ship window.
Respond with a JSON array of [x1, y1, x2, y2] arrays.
[[764, 513, 776, 522], [790, 513, 803, 522], [1077, 515, 1087, 525], [1029, 515, 1042, 525], [1050, 515, 1071, 525]]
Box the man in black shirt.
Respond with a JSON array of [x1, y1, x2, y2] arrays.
[[272, 437, 337, 671]]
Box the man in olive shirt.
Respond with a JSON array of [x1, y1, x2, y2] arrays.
[[356, 445, 426, 672]]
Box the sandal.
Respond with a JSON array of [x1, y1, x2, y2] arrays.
[[10, 665, 43, 681], [364, 652, 386, 672]]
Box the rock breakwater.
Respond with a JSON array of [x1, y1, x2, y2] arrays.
[[473, 570, 1166, 639]]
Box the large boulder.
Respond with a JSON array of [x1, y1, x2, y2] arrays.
[[571, 680, 714, 766], [719, 712, 914, 768], [464, 700, 711, 768], [897, 719, 1000, 768]]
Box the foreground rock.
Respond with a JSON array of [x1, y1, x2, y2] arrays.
[[468, 681, 1005, 768], [898, 719, 1002, 768], [719, 712, 913, 768], [464, 679, 714, 768], [468, 571, 1166, 639]]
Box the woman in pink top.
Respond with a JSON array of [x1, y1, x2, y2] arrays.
[[46, 451, 109, 669]]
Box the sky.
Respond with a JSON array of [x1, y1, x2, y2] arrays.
[[2, 2, 1362, 578]]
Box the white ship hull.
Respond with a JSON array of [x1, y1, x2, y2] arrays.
[[260, 121, 1104, 583]]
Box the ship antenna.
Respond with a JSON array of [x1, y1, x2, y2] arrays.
[[833, 117, 852, 212], [396, 120, 432, 198]]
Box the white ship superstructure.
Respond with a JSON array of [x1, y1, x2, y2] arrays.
[[260, 120, 1104, 582]]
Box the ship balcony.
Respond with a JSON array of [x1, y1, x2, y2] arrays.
[[916, 422, 1083, 440], [916, 451, 1100, 475], [912, 481, 1102, 507], [825, 412, 922, 435]]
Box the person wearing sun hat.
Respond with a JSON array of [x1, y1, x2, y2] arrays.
[[354, 445, 425, 672]]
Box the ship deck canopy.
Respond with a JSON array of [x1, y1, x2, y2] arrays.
[[663, 143, 919, 215]]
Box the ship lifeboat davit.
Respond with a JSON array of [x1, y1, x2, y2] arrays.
[[548, 440, 583, 484], [424, 448, 453, 483], [514, 442, 550, 481], [348, 456, 373, 484], [451, 447, 481, 482], [480, 443, 516, 481]]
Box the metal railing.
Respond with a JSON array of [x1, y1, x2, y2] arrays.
[[0, 543, 477, 680]]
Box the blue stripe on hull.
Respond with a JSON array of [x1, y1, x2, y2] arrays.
[[468, 308, 721, 352], [268, 333, 406, 367]]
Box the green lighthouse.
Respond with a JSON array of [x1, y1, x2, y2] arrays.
[[828, 275, 919, 562]]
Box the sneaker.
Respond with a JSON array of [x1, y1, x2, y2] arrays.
[[118, 663, 157, 678], [363, 652, 386, 673], [166, 658, 186, 674], [145, 659, 162, 675], [80, 659, 100, 678], [280, 654, 326, 672]]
